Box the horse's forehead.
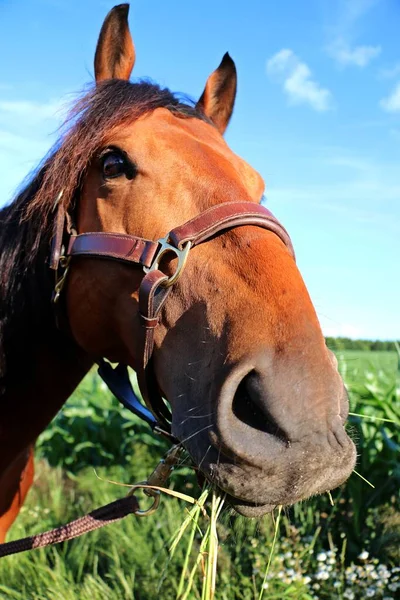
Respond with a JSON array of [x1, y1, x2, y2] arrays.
[[112, 108, 265, 199]]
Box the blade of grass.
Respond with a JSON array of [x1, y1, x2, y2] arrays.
[[180, 490, 225, 600], [202, 491, 225, 600], [349, 412, 399, 425], [181, 524, 211, 600], [258, 505, 282, 600], [352, 469, 375, 488], [93, 470, 201, 505], [170, 488, 209, 558], [176, 500, 203, 598], [298, 525, 322, 561]]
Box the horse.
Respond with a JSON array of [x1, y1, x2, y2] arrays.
[[0, 3, 356, 542]]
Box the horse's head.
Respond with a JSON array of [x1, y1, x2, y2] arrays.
[[61, 4, 355, 515]]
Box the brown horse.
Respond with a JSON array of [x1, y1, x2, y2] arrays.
[[0, 3, 356, 541]]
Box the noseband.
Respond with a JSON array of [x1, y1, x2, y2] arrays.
[[50, 201, 294, 439]]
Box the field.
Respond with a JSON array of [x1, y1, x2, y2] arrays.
[[336, 350, 398, 383], [0, 350, 399, 599]]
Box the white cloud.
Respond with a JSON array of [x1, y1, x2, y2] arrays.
[[284, 64, 332, 111], [380, 62, 400, 79], [327, 38, 381, 67], [267, 49, 297, 74], [325, 1, 381, 69], [325, 155, 371, 171], [267, 49, 333, 112], [0, 130, 49, 155], [267, 145, 400, 231], [0, 130, 52, 204], [0, 95, 65, 206], [335, 0, 380, 32], [271, 176, 400, 218], [0, 99, 65, 124], [380, 82, 400, 113]]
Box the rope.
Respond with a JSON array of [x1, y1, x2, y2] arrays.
[[0, 495, 139, 558]]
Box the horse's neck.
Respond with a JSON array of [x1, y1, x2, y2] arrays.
[[0, 205, 92, 466]]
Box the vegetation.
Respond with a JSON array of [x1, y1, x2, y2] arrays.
[[325, 337, 398, 353], [0, 348, 398, 599]]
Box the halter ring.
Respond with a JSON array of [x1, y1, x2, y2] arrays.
[[144, 236, 192, 287], [127, 483, 161, 517]]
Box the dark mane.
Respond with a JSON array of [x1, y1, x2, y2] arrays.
[[0, 79, 209, 381]]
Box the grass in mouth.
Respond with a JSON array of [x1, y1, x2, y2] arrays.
[[171, 487, 225, 600]]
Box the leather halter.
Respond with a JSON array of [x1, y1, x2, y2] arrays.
[[50, 200, 295, 438]]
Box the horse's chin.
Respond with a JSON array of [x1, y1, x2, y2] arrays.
[[196, 471, 275, 517], [225, 493, 275, 517]]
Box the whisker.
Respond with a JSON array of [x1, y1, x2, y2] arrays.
[[184, 373, 197, 382], [179, 424, 213, 445], [198, 445, 212, 470], [179, 411, 215, 427], [217, 444, 222, 470]]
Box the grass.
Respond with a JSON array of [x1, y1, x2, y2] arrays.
[[0, 350, 398, 599], [336, 350, 398, 383], [258, 506, 282, 600]]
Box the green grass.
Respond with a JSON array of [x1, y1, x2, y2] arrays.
[[336, 350, 398, 383], [0, 351, 398, 599]]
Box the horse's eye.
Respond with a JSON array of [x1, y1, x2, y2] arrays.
[[101, 152, 127, 179]]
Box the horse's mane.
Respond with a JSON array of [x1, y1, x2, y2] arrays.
[[0, 79, 208, 381]]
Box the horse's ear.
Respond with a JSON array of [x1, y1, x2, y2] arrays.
[[196, 53, 237, 134], [94, 4, 135, 82]]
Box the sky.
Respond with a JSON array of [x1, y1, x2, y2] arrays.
[[0, 0, 399, 340]]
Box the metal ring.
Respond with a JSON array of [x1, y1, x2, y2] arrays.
[[144, 237, 192, 287], [127, 483, 161, 517], [53, 256, 71, 304]]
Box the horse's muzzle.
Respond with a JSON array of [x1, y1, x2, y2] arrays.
[[201, 353, 357, 513]]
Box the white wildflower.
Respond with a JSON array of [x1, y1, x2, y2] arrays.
[[316, 571, 329, 581], [333, 581, 341, 588]]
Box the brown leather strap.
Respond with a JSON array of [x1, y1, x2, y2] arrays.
[[49, 203, 66, 270], [50, 198, 77, 271], [0, 495, 139, 558], [68, 232, 160, 269], [55, 200, 295, 435], [137, 270, 173, 426], [66, 203, 294, 273], [169, 202, 295, 257]]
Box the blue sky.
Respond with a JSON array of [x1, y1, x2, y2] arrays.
[[0, 0, 399, 339]]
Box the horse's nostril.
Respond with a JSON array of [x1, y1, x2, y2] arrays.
[[231, 371, 288, 443]]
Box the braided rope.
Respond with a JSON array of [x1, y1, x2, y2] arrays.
[[0, 495, 139, 558]]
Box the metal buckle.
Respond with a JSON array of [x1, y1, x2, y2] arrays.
[[127, 483, 161, 517], [53, 255, 71, 304], [127, 446, 183, 517], [144, 236, 192, 288]]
